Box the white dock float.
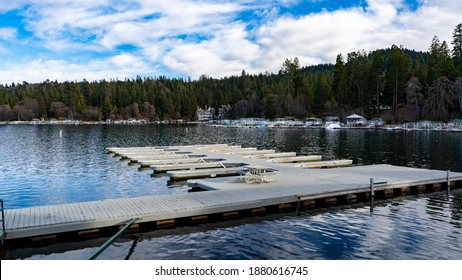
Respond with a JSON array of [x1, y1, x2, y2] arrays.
[[267, 155, 323, 163], [296, 159, 353, 169], [108, 147, 173, 156], [249, 152, 297, 159], [137, 158, 209, 167], [120, 151, 180, 157], [166, 167, 245, 180], [206, 145, 242, 151], [152, 162, 240, 173], [187, 144, 230, 149], [128, 154, 198, 163], [209, 147, 257, 152], [236, 149, 275, 155], [107, 146, 165, 153]]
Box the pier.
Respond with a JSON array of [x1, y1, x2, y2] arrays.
[[2, 144, 462, 247]]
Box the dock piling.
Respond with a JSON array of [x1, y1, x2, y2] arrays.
[[370, 178, 375, 212], [447, 170, 451, 198], [295, 196, 301, 216]]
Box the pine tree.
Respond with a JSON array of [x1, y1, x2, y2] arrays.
[[452, 23, 462, 75], [370, 51, 385, 115], [332, 54, 349, 108], [385, 45, 412, 116], [428, 36, 455, 82]]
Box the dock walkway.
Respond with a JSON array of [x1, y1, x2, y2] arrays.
[[3, 144, 462, 243]]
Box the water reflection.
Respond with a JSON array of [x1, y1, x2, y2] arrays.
[[1, 124, 462, 259]]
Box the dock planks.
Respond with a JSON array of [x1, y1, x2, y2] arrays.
[[296, 159, 353, 169], [166, 167, 244, 180], [267, 155, 323, 163], [152, 162, 240, 173]]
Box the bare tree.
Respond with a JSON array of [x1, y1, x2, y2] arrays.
[[50, 102, 68, 119], [454, 77, 462, 115], [143, 102, 156, 121], [0, 105, 14, 121], [406, 77, 423, 119], [232, 100, 251, 118], [424, 77, 455, 120]]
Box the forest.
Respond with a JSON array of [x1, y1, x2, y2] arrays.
[[1, 23, 462, 123]]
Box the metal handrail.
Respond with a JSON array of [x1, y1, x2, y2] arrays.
[[88, 217, 139, 260], [0, 199, 5, 242]]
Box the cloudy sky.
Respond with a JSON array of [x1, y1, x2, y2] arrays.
[[0, 0, 461, 84]]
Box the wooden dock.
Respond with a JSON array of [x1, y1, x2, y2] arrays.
[[296, 159, 353, 169], [152, 162, 247, 173], [2, 144, 462, 246], [167, 167, 244, 180], [267, 155, 322, 163]]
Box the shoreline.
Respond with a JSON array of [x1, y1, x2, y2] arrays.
[[2, 120, 462, 132]]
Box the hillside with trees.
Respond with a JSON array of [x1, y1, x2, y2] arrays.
[[1, 23, 461, 123]]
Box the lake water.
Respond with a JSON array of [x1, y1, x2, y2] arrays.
[[1, 124, 461, 259]]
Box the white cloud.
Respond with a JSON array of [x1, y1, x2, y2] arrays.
[[0, 54, 156, 84], [0, 0, 461, 84], [0, 28, 19, 56], [0, 27, 18, 41], [164, 24, 261, 77]]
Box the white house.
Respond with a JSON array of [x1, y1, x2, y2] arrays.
[[196, 106, 215, 121], [346, 114, 367, 127]]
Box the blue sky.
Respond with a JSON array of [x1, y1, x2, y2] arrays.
[[0, 0, 461, 84]]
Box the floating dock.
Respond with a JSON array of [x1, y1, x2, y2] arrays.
[[2, 144, 462, 247]]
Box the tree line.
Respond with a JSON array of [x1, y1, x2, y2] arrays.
[[1, 23, 461, 123]]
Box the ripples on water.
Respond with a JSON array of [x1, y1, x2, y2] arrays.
[[1, 124, 461, 259]]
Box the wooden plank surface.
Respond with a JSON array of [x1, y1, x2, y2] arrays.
[[151, 162, 227, 172], [250, 152, 297, 159], [166, 167, 244, 180], [138, 158, 211, 167], [297, 159, 353, 168], [267, 155, 322, 163]]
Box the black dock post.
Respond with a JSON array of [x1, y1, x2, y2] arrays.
[[370, 178, 374, 212], [447, 170, 451, 198]]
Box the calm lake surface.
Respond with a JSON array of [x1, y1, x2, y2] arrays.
[[1, 124, 461, 259]]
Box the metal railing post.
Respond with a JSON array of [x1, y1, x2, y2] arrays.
[[370, 178, 374, 212], [88, 217, 139, 260], [0, 199, 5, 245], [447, 170, 451, 198]]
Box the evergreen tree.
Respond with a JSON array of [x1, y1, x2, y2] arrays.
[[346, 50, 371, 109], [454, 76, 462, 115], [428, 36, 455, 81], [101, 96, 113, 120], [452, 23, 462, 75], [370, 50, 385, 116], [280, 57, 300, 115], [385, 45, 412, 116], [332, 54, 349, 108]]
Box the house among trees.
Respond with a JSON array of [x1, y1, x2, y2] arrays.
[[196, 106, 215, 121], [346, 114, 367, 127]]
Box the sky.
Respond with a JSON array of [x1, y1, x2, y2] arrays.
[[0, 0, 461, 84]]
